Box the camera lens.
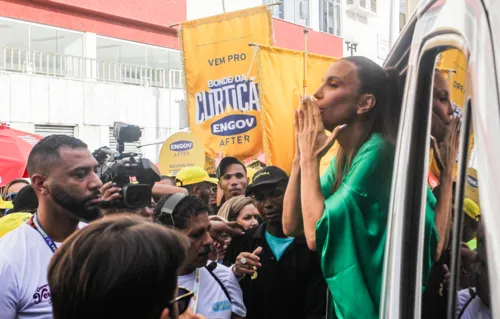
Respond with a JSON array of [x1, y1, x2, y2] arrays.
[[122, 184, 152, 208]]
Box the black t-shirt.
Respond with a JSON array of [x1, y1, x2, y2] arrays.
[[223, 223, 327, 319]]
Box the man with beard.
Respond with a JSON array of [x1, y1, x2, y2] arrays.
[[0, 135, 103, 319], [154, 194, 246, 319], [223, 166, 327, 319]]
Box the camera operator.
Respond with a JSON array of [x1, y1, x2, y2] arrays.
[[93, 123, 188, 216]]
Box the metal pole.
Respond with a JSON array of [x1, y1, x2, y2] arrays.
[[303, 28, 309, 96], [222, 0, 226, 13]]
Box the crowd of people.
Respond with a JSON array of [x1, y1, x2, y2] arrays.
[[0, 55, 490, 319]]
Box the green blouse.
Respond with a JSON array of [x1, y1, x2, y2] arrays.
[[316, 133, 438, 319]]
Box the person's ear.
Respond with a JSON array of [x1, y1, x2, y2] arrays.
[[192, 185, 201, 196], [31, 174, 48, 195], [159, 308, 170, 319], [357, 94, 376, 115]]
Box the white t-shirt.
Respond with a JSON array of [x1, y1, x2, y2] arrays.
[[0, 221, 85, 319], [178, 264, 246, 319], [456, 288, 492, 319]]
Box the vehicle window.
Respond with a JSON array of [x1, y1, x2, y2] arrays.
[[419, 49, 491, 319]]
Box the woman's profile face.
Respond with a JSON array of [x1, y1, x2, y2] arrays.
[[236, 204, 260, 230], [313, 60, 360, 131]]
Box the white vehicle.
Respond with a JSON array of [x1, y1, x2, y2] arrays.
[[381, 0, 500, 318]]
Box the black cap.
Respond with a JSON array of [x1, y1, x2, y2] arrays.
[[216, 157, 246, 179], [247, 166, 288, 194]]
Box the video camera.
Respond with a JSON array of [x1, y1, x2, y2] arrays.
[[93, 122, 161, 209]]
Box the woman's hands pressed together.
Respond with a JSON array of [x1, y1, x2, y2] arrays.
[[295, 96, 346, 162]]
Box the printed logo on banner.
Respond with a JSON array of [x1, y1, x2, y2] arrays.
[[211, 114, 257, 136], [467, 175, 478, 188], [195, 74, 261, 147], [170, 140, 194, 152]]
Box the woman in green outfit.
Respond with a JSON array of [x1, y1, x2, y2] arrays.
[[282, 57, 455, 318]]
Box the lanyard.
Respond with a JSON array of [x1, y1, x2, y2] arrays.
[[188, 268, 201, 314], [28, 214, 58, 253]]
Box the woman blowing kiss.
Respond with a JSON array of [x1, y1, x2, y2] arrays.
[[283, 57, 453, 318]]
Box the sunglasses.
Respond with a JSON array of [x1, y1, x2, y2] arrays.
[[170, 287, 194, 314], [5, 193, 16, 201]]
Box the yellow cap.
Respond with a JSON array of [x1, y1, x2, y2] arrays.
[[463, 198, 480, 220], [0, 197, 13, 210], [0, 212, 32, 238], [176, 166, 218, 187]]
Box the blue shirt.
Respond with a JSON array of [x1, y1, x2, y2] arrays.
[[265, 231, 294, 261]]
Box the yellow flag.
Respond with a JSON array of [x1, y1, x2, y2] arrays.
[[181, 6, 272, 160], [257, 45, 339, 174]]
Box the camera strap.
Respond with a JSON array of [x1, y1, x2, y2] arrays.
[[205, 264, 232, 303]]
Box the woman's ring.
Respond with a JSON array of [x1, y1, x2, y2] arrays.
[[240, 257, 247, 265]]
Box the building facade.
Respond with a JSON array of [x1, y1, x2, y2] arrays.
[[187, 0, 390, 64], [1, 0, 393, 161]]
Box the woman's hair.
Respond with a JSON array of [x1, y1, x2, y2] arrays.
[[48, 214, 189, 319], [217, 195, 255, 222], [1, 179, 29, 200], [332, 56, 402, 191], [12, 185, 38, 213]]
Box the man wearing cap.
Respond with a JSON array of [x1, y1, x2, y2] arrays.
[[223, 166, 326, 319], [463, 198, 480, 250], [216, 157, 248, 206], [176, 166, 218, 207]]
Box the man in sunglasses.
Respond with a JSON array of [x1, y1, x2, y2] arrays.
[[154, 194, 247, 319], [48, 214, 198, 319], [223, 166, 327, 319], [176, 166, 218, 208]]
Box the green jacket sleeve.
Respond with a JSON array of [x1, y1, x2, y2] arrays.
[[316, 134, 394, 319]]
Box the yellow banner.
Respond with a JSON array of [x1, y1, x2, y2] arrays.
[[257, 45, 339, 174], [181, 6, 272, 160]]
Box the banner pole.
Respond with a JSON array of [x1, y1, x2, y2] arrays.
[[303, 28, 309, 96], [169, 2, 281, 27]]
